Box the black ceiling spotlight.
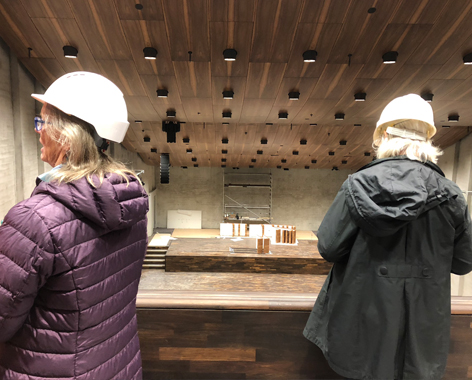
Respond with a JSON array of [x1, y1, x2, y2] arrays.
[[63, 45, 78, 58], [311, 159, 317, 164], [251, 158, 256, 162], [342, 160, 347, 164], [135, 120, 142, 123], [143, 47, 158, 60], [222, 149, 228, 154], [292, 150, 299, 155], [222, 111, 232, 118], [364, 152, 371, 156], [281, 159, 287, 163], [442, 125, 450, 129], [332, 166, 339, 171], [221, 165, 226, 168], [151, 148, 157, 153], [135, 3, 143, 10], [354, 92, 366, 101], [303, 50, 317, 62], [382, 51, 398, 64], [463, 52, 472, 65], [223, 48, 237, 61], [367, 7, 376, 13], [183, 137, 190, 143], [354, 123, 362, 126], [191, 157, 197, 162], [181, 166, 187, 169], [339, 140, 347, 145], [221, 158, 226, 162], [305, 166, 310, 169], [143, 136, 151, 142], [222, 138, 229, 144], [421, 93, 434, 102], [166, 109, 176, 117], [300, 139, 307, 145], [222, 90, 234, 99], [194, 164, 198, 167], [257, 150, 263, 155], [284, 168, 289, 171], [222, 122, 230, 125], [329, 151, 335, 156], [448, 114, 459, 122], [157, 89, 168, 98], [335, 113, 345, 120], [249, 165, 254, 168], [266, 122, 273, 125], [279, 111, 289, 119], [288, 91, 300, 100], [277, 166, 282, 169], [186, 148, 192, 154], [261, 138, 268, 144]]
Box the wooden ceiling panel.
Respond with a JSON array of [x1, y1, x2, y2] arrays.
[[250, 0, 281, 62], [174, 61, 212, 98], [212, 103, 243, 123], [317, 0, 351, 24], [391, 0, 447, 24], [124, 96, 162, 121], [311, 64, 364, 100], [245, 63, 286, 99], [211, 76, 247, 107], [162, 0, 210, 62], [20, 0, 75, 18], [20, 58, 66, 88], [239, 99, 274, 123], [292, 99, 337, 124], [120, 20, 174, 76], [210, 0, 255, 22], [0, 1, 53, 58], [424, 79, 466, 100], [32, 18, 100, 74], [284, 23, 343, 78], [210, 22, 253, 77], [181, 98, 214, 121], [407, 0, 472, 65], [68, 0, 131, 60], [115, 0, 164, 21], [140, 74, 182, 112], [96, 60, 146, 96], [298, 0, 325, 23], [328, 0, 398, 64], [273, 77, 318, 107]]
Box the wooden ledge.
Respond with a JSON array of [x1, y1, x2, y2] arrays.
[[137, 290, 472, 314]]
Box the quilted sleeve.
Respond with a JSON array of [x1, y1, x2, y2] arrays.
[[0, 201, 55, 342], [451, 205, 472, 275]]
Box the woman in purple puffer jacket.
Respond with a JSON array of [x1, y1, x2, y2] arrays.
[[0, 72, 148, 380]]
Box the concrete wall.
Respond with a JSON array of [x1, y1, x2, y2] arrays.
[[154, 167, 351, 230], [438, 132, 472, 296], [0, 38, 157, 237]]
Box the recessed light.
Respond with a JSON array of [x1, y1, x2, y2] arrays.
[[303, 50, 317, 62], [448, 115, 459, 122], [261, 138, 268, 144], [335, 113, 345, 120], [442, 125, 450, 128], [279, 112, 288, 119], [300, 139, 307, 145], [354, 92, 366, 101], [382, 51, 398, 64], [157, 89, 168, 98], [288, 91, 300, 100], [223, 48, 237, 61], [63, 45, 78, 58], [143, 47, 158, 60], [222, 90, 234, 99]]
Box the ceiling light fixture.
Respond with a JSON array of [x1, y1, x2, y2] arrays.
[[249, 165, 254, 168], [261, 138, 268, 144], [63, 45, 78, 58], [186, 149, 192, 154], [288, 91, 300, 100], [448, 114, 459, 122], [222, 149, 228, 154], [332, 166, 339, 171], [281, 159, 287, 163], [292, 150, 299, 155], [279, 112, 288, 119], [166, 110, 176, 117], [222, 111, 232, 118], [257, 150, 263, 155], [303, 50, 317, 62], [335, 113, 345, 120], [300, 139, 307, 145], [143, 47, 158, 60], [222, 138, 229, 144], [311, 159, 317, 164], [364, 152, 371, 156], [305, 166, 310, 169], [143, 136, 151, 142], [354, 92, 366, 101], [223, 48, 237, 61], [135, 120, 142, 123], [191, 157, 197, 162], [277, 166, 282, 169], [183, 137, 190, 143], [463, 53, 472, 65], [339, 140, 347, 145], [251, 159, 256, 162], [222, 90, 234, 99], [151, 148, 157, 153], [329, 151, 335, 156], [342, 160, 347, 164], [157, 89, 168, 98], [421, 93, 434, 102], [382, 51, 398, 64], [442, 125, 450, 129]]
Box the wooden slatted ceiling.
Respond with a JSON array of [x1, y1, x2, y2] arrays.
[[0, 0, 471, 170]]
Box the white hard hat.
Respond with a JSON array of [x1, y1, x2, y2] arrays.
[[374, 94, 436, 142], [31, 71, 129, 143]]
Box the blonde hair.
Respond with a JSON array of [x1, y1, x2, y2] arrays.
[[41, 103, 138, 186], [374, 134, 442, 163]]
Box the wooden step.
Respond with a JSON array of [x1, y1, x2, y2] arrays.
[[144, 258, 166, 263], [142, 263, 165, 269]]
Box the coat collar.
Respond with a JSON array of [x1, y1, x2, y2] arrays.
[[357, 156, 445, 177]]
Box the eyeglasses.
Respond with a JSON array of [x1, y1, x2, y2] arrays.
[[34, 116, 46, 132]]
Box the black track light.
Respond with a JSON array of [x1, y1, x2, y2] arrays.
[[300, 139, 307, 145], [303, 50, 317, 62], [261, 138, 268, 144], [354, 92, 366, 101], [279, 112, 288, 119], [166, 110, 176, 117], [335, 113, 345, 120], [143, 47, 158, 60], [448, 114, 459, 122], [223, 48, 237, 61], [157, 89, 168, 98], [421, 93, 434, 102], [222, 90, 234, 99], [463, 53, 472, 65], [382, 51, 398, 64], [63, 46, 78, 58], [143, 136, 151, 142], [222, 111, 232, 118], [288, 91, 300, 100]]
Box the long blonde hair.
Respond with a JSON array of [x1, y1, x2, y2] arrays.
[[41, 103, 138, 186], [374, 133, 442, 163]]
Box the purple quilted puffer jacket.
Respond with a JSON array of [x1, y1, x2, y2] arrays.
[[0, 174, 148, 380]]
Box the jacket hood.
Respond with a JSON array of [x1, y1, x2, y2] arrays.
[[32, 174, 148, 231], [344, 157, 457, 237]]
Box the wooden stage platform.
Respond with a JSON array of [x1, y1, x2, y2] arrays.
[[137, 229, 472, 379]]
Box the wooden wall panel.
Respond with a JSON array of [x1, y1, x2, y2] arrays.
[[69, 0, 131, 60]]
